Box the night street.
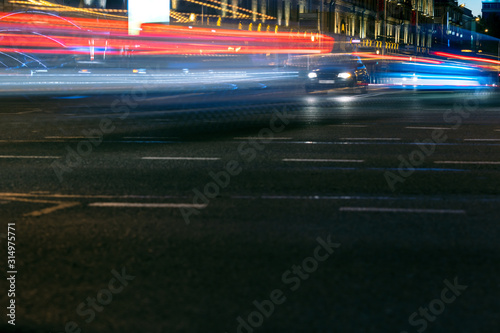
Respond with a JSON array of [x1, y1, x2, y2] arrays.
[[1, 0, 500, 331], [1, 85, 499, 333]]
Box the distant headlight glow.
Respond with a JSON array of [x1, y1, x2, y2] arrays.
[[338, 72, 351, 79], [308, 72, 317, 79]]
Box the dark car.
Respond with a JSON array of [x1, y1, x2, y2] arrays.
[[289, 53, 370, 94]]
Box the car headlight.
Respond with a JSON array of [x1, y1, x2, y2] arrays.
[[338, 72, 351, 79], [308, 72, 317, 79]]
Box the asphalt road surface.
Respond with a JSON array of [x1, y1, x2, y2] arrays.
[[1, 82, 499, 333]]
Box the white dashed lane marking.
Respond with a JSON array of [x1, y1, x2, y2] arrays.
[[338, 137, 401, 141], [328, 124, 368, 128], [234, 137, 292, 140], [434, 161, 500, 165], [405, 126, 452, 130], [282, 158, 364, 163], [141, 157, 220, 161], [339, 207, 466, 214], [0, 155, 60, 159], [44, 136, 87, 139], [89, 202, 207, 209]]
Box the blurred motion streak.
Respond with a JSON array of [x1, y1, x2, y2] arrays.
[[0, 11, 333, 64], [371, 61, 497, 89], [432, 51, 500, 65], [353, 52, 443, 65]]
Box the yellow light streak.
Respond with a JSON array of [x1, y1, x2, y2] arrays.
[[201, 0, 275, 20], [183, 0, 250, 19]]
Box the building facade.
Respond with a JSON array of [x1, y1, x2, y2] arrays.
[[482, 0, 500, 19], [3, 0, 442, 50], [433, 0, 474, 49], [167, 0, 435, 49], [482, 0, 500, 38]]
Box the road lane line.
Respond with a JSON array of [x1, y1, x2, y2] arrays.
[[44, 136, 87, 139], [0, 196, 80, 217], [279, 141, 500, 147], [293, 166, 466, 172], [0, 155, 60, 159], [339, 207, 466, 214], [328, 124, 368, 128], [338, 138, 401, 141], [0, 192, 189, 199], [283, 158, 364, 163], [238, 195, 395, 200], [463, 139, 500, 142], [89, 202, 207, 209], [234, 137, 292, 140], [0, 140, 65, 143], [112, 140, 179, 144], [405, 126, 452, 130], [230, 194, 500, 203], [434, 161, 500, 165], [25, 202, 80, 217], [141, 157, 220, 161], [123, 136, 179, 139]]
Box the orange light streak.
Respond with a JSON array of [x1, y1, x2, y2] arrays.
[[353, 52, 443, 64]]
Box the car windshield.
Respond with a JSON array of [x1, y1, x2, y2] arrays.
[[288, 53, 363, 68]]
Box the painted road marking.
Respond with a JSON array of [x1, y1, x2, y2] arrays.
[[0, 195, 79, 217], [0, 155, 60, 159], [0, 192, 188, 200], [44, 136, 87, 139], [234, 137, 292, 140], [282, 158, 364, 163], [230, 194, 500, 202], [0, 140, 65, 143], [89, 202, 207, 209], [328, 124, 368, 128], [141, 157, 220, 161], [338, 137, 401, 141], [463, 139, 500, 142], [123, 137, 179, 139], [26, 202, 80, 217], [339, 207, 466, 214], [278, 141, 500, 146], [405, 126, 452, 130], [434, 161, 500, 165]]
